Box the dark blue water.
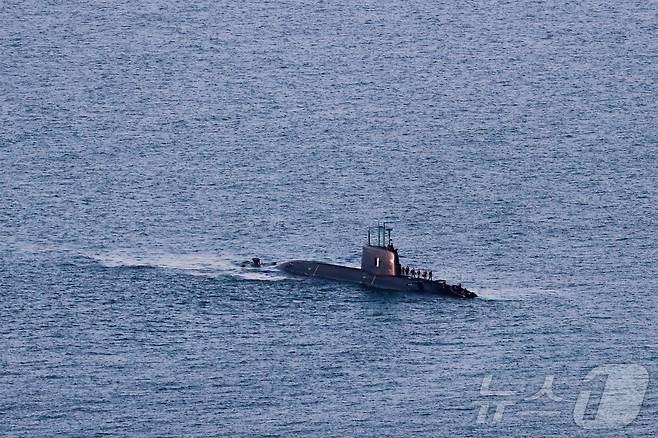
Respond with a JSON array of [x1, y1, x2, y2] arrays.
[[2, 0, 657, 435]]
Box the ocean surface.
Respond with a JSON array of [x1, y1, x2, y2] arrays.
[[1, 0, 657, 435]]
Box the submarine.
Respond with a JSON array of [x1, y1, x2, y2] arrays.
[[276, 224, 477, 298]]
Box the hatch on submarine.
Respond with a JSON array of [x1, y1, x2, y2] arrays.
[[276, 223, 477, 298]]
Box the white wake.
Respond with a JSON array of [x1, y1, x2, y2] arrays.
[[89, 250, 290, 281]]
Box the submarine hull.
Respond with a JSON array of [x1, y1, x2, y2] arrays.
[[277, 260, 476, 298]]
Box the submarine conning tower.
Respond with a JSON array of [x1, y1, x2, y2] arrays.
[[361, 224, 402, 277]]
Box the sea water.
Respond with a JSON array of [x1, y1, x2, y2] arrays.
[[1, 0, 657, 435]]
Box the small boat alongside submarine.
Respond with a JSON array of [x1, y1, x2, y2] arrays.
[[276, 224, 477, 299]]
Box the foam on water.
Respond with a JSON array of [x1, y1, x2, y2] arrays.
[[474, 286, 559, 301], [90, 251, 290, 281]]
